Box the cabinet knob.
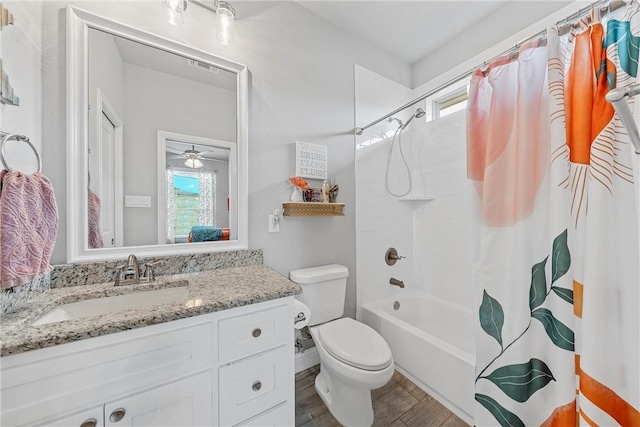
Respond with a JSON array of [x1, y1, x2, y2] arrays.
[[252, 380, 262, 392], [80, 418, 97, 427], [109, 408, 126, 423], [252, 328, 261, 338]]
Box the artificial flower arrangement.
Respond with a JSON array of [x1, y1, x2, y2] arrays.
[[288, 176, 309, 190], [288, 176, 309, 202]]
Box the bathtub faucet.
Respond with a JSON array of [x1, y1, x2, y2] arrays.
[[389, 278, 405, 288]]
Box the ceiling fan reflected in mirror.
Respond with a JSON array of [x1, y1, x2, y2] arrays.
[[181, 145, 204, 169], [167, 140, 231, 169]]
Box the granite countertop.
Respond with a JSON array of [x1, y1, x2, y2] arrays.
[[0, 264, 301, 357]]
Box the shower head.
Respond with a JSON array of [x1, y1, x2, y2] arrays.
[[388, 117, 404, 128], [402, 107, 426, 130]]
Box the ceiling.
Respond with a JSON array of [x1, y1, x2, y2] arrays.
[[295, 1, 571, 64], [106, 29, 237, 91]]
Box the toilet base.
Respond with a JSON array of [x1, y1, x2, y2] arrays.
[[314, 364, 375, 427]]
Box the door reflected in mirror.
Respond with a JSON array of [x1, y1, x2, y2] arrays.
[[158, 133, 236, 245], [86, 27, 238, 250]]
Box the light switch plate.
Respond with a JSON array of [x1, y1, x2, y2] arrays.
[[125, 195, 152, 208]]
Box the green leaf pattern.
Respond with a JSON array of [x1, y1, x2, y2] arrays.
[[475, 394, 525, 427], [551, 230, 570, 284], [484, 359, 556, 402], [477, 230, 573, 424], [529, 257, 548, 311], [551, 286, 573, 304], [479, 290, 504, 348], [531, 308, 575, 351]]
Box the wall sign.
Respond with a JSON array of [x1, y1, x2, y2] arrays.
[[295, 141, 327, 180]]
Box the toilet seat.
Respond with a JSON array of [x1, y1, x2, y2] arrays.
[[316, 318, 392, 371]]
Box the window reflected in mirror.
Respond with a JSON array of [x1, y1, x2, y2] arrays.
[[163, 139, 233, 244]]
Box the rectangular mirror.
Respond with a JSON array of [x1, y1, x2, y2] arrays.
[[68, 6, 248, 262]]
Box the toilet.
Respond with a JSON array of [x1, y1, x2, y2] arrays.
[[290, 264, 394, 427]]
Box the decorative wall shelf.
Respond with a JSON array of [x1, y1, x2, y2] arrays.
[[282, 202, 345, 217]]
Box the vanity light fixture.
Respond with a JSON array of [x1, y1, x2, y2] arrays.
[[213, 0, 235, 45], [163, 0, 187, 26], [164, 0, 236, 45]]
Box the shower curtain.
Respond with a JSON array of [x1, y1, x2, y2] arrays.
[[467, 6, 640, 426]]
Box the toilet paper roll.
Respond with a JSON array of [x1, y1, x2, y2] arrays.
[[294, 299, 311, 329]]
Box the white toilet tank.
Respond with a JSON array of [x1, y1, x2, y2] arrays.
[[290, 264, 349, 326]]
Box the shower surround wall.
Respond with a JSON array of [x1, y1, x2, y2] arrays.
[[409, 110, 473, 310], [355, 65, 473, 313], [354, 65, 414, 313], [355, 64, 475, 421]]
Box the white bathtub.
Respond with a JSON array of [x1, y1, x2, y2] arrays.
[[361, 292, 475, 424]]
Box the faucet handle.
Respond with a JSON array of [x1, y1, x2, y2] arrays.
[[143, 260, 165, 281], [105, 264, 125, 286], [385, 248, 406, 266]]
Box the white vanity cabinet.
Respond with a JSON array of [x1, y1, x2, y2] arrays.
[[1, 297, 295, 427]]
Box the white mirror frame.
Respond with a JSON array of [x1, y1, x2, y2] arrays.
[[66, 6, 248, 262]]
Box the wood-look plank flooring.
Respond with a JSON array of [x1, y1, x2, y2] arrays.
[[295, 366, 469, 427]]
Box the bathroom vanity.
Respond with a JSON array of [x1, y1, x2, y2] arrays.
[[0, 265, 300, 427]]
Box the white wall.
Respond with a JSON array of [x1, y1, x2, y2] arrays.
[[38, 1, 411, 319], [0, 1, 43, 174], [122, 62, 236, 246]]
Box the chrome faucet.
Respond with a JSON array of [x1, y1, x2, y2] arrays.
[[106, 255, 164, 286], [124, 254, 140, 280], [389, 278, 405, 288]]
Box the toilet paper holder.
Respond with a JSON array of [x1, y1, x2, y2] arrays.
[[294, 312, 307, 324]]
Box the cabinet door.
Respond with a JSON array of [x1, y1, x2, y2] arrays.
[[35, 406, 104, 427], [104, 371, 213, 427]]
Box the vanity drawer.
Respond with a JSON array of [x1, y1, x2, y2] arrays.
[[218, 303, 290, 363], [218, 345, 293, 427], [235, 401, 292, 427]]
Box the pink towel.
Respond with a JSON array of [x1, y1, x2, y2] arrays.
[[0, 170, 58, 290], [88, 189, 103, 249]]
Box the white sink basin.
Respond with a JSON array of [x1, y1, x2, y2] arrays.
[[33, 286, 190, 326]]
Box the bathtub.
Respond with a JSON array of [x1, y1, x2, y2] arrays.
[[361, 292, 475, 424]]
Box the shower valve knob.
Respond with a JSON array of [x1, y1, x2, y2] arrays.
[[385, 248, 405, 266]]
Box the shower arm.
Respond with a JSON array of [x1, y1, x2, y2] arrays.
[[606, 85, 640, 155]]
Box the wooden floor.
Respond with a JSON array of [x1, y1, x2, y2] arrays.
[[295, 366, 469, 427]]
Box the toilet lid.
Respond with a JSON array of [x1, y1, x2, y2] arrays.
[[316, 318, 393, 371]]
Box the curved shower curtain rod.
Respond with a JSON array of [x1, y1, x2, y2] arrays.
[[354, 0, 627, 137], [606, 85, 640, 154]]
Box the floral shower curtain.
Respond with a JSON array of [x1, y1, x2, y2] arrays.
[[467, 5, 640, 426]]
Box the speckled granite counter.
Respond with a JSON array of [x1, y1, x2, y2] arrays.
[[0, 264, 301, 357]]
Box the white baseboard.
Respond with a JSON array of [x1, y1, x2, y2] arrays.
[[295, 347, 320, 373]]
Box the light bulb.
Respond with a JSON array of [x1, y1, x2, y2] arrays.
[[164, 0, 186, 26], [215, 1, 235, 45], [184, 158, 203, 169]]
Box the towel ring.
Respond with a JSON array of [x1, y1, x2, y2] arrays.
[[0, 134, 42, 173]]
